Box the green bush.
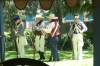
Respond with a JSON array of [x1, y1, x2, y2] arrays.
[[83, 31, 93, 50], [58, 34, 72, 50], [5, 32, 15, 51], [24, 28, 33, 46], [5, 30, 93, 51], [58, 31, 93, 50], [5, 28, 33, 51]]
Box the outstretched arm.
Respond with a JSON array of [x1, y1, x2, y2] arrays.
[[40, 22, 54, 33]]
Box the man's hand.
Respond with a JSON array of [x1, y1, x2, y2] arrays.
[[80, 31, 83, 34], [40, 28, 44, 30]]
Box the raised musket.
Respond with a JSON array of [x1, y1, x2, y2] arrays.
[[32, 24, 36, 59]]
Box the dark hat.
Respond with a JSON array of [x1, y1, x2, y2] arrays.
[[13, 16, 20, 21], [74, 13, 79, 16]]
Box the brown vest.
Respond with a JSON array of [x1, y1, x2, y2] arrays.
[[35, 31, 42, 35]]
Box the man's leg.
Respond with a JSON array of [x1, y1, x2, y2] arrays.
[[77, 34, 84, 60], [49, 37, 55, 61], [35, 36, 40, 51], [52, 36, 59, 61], [78, 46, 83, 60], [16, 37, 19, 57], [72, 34, 78, 60], [35, 36, 41, 60], [18, 36, 25, 58], [39, 35, 45, 61]]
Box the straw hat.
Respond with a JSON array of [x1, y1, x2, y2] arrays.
[[47, 14, 58, 19], [35, 14, 44, 19]]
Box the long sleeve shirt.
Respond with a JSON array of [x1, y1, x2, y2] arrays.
[[33, 21, 46, 35], [43, 22, 55, 33], [68, 21, 88, 37], [79, 21, 88, 32], [15, 22, 25, 36], [34, 21, 45, 31]]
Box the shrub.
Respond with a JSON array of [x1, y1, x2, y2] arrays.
[[24, 28, 33, 46], [5, 30, 93, 51], [5, 32, 15, 51], [83, 31, 93, 50]]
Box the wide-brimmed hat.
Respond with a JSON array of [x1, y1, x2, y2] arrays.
[[35, 14, 44, 19], [13, 16, 20, 21], [47, 14, 58, 19]]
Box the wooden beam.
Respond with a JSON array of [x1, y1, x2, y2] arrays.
[[0, 0, 5, 62], [93, 8, 100, 66], [39, 0, 53, 10], [13, 0, 28, 10]]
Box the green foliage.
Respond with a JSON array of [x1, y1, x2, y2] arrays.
[[3, 0, 18, 23], [5, 28, 33, 51], [5, 32, 15, 51], [61, 0, 92, 17], [58, 31, 93, 50], [6, 29, 93, 50], [25, 1, 38, 17], [83, 31, 93, 50], [5, 30, 93, 51], [24, 29, 33, 46], [58, 34, 72, 50]]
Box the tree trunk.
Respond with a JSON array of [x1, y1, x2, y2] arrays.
[[54, 0, 64, 34], [9, 21, 18, 58]]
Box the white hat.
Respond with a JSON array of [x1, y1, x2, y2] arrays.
[[74, 15, 79, 18], [74, 14, 79, 18], [35, 14, 44, 19], [47, 14, 58, 19]]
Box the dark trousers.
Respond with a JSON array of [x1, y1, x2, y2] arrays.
[[48, 36, 59, 61]]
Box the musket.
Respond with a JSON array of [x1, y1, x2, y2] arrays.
[[10, 22, 18, 58], [32, 24, 36, 59], [68, 22, 75, 59], [71, 41, 74, 60]]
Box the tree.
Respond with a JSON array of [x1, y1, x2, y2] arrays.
[[25, 0, 38, 17], [61, 0, 92, 17], [3, 0, 19, 57], [3, 0, 38, 29]]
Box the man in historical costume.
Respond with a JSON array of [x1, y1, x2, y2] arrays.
[[13, 16, 27, 58], [40, 14, 60, 61], [32, 14, 45, 61], [68, 14, 88, 60]]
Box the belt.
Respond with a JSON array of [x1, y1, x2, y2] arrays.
[[35, 31, 42, 35]]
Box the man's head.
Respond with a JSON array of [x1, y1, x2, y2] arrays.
[[35, 14, 44, 22], [74, 14, 79, 23], [13, 16, 21, 24], [47, 13, 58, 22]]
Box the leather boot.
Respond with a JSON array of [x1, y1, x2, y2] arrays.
[[39, 52, 45, 62], [41, 52, 45, 59], [38, 51, 41, 61]]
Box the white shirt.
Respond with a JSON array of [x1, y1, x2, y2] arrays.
[[43, 22, 55, 33]]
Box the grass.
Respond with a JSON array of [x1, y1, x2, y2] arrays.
[[5, 48, 93, 66], [5, 48, 93, 60]]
